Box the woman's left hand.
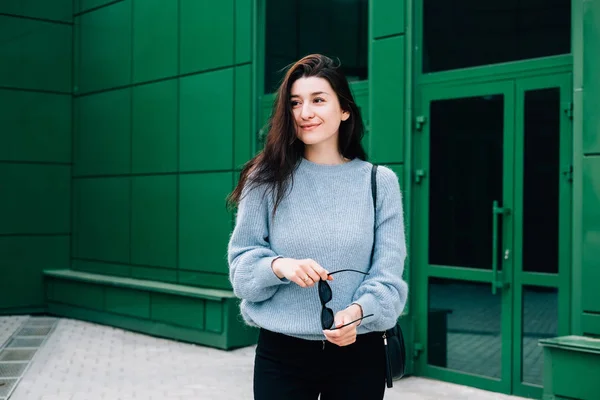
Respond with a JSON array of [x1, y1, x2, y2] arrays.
[[323, 304, 362, 346]]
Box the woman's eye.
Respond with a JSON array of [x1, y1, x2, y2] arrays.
[[314, 98, 325, 103], [291, 101, 301, 107]]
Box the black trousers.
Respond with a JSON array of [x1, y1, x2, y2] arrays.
[[253, 328, 386, 400]]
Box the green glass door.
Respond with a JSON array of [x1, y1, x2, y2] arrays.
[[415, 81, 515, 394], [414, 75, 572, 397], [512, 73, 572, 398]]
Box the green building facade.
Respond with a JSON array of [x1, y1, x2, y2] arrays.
[[1, 0, 599, 398]]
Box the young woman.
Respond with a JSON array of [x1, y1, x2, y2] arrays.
[[227, 54, 407, 400]]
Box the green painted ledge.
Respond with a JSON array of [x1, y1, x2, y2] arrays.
[[540, 335, 600, 400], [44, 269, 237, 301], [43, 269, 258, 350]]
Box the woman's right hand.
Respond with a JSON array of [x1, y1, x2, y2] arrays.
[[271, 258, 332, 288]]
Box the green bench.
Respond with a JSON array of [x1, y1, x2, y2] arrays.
[[540, 335, 600, 400], [43, 269, 258, 350]]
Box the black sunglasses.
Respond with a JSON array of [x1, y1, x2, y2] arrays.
[[319, 269, 374, 330]]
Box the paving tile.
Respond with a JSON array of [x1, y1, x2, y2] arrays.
[[0, 316, 28, 348], [0, 316, 531, 400]]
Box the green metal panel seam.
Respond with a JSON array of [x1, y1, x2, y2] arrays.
[[404, 0, 413, 318], [69, 0, 77, 275], [176, 0, 181, 284], [253, 0, 265, 154], [233, 0, 237, 173], [251, 0, 257, 154], [571, 0, 584, 335], [128, 0, 134, 275], [232, 0, 237, 233]]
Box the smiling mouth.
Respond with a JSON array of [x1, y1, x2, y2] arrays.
[[301, 123, 321, 130]]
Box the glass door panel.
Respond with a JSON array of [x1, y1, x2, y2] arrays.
[[429, 95, 504, 269], [418, 81, 514, 394], [522, 88, 561, 274], [513, 73, 572, 399], [521, 286, 558, 386], [428, 278, 502, 378]]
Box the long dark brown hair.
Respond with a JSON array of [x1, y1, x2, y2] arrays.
[[227, 54, 367, 214]]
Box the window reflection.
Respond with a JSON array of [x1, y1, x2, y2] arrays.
[[423, 0, 571, 73], [522, 287, 558, 385], [264, 0, 368, 93], [429, 95, 504, 269], [523, 88, 560, 273], [428, 278, 502, 378]]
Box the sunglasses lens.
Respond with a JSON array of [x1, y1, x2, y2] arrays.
[[321, 307, 334, 330], [318, 281, 332, 304]]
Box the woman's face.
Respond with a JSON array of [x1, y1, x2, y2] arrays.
[[290, 76, 350, 150]]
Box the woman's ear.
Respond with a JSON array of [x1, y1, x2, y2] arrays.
[[341, 110, 350, 121]]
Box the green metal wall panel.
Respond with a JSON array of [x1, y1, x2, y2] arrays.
[[105, 287, 150, 318], [205, 301, 223, 333], [582, 0, 600, 154], [234, 64, 253, 169], [0, 0, 72, 22], [74, 177, 130, 263], [581, 157, 600, 314], [0, 237, 69, 310], [0, 164, 70, 235], [151, 293, 205, 330], [0, 16, 71, 93], [582, 313, 600, 335], [179, 173, 233, 275], [131, 175, 177, 269], [0, 0, 72, 313], [235, 0, 252, 64], [48, 280, 104, 310], [180, 0, 234, 75], [371, 36, 405, 164], [76, 1, 131, 93], [75, 88, 131, 176], [132, 79, 178, 174], [78, 0, 115, 13], [132, 0, 178, 84], [72, 260, 131, 278], [131, 266, 177, 284], [372, 0, 405, 38], [0, 90, 71, 163], [178, 271, 231, 291], [179, 69, 234, 172]]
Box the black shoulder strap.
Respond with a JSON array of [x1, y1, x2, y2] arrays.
[[371, 164, 378, 209], [370, 164, 378, 262]]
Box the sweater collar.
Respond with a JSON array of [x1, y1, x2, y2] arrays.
[[298, 157, 363, 175]]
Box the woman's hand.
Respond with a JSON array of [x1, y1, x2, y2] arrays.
[[271, 258, 332, 287], [323, 304, 363, 346]]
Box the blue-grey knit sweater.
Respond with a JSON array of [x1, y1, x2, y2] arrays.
[[228, 157, 408, 341]]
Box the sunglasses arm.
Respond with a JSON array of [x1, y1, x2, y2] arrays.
[[327, 314, 374, 330], [327, 269, 370, 277]]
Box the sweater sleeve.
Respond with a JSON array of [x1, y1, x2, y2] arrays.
[[228, 182, 291, 302], [352, 166, 408, 331]]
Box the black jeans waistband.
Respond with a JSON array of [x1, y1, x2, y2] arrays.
[[258, 328, 384, 349]]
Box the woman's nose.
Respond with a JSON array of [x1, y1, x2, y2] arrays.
[[300, 104, 314, 119]]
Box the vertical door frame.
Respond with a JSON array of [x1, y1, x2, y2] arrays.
[[415, 80, 516, 394], [511, 72, 573, 399]]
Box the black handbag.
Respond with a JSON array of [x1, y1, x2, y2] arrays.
[[371, 165, 407, 388]]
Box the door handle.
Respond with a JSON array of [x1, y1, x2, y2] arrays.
[[492, 200, 510, 295]]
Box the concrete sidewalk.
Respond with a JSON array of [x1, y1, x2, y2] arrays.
[[0, 316, 529, 400]]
